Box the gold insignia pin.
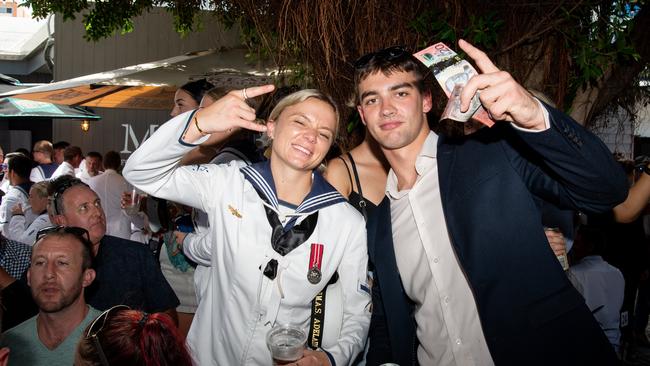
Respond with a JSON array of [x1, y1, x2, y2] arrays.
[[228, 205, 242, 218]]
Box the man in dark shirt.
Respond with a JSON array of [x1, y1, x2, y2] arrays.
[[1, 176, 179, 329], [48, 176, 179, 316]]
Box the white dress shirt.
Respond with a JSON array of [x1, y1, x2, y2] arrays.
[[88, 169, 132, 240], [51, 161, 75, 179], [386, 131, 494, 366], [0, 185, 33, 236]]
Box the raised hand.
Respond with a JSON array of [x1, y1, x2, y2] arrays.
[[10, 203, 23, 215], [458, 39, 546, 130], [192, 84, 275, 136]]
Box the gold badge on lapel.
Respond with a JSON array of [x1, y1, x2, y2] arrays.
[[228, 205, 242, 218]]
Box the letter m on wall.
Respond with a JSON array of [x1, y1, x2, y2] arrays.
[[121, 124, 159, 154]]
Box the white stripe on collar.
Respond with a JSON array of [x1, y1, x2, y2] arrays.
[[241, 161, 345, 214]]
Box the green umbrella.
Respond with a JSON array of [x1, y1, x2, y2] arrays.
[[0, 97, 100, 119]]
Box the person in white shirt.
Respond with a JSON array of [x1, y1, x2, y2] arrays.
[[6, 181, 51, 245], [52, 141, 70, 165], [353, 41, 627, 365], [0, 154, 34, 236], [51, 146, 82, 179], [0, 146, 7, 195], [88, 151, 132, 240], [29, 140, 58, 183], [568, 226, 625, 354], [76, 151, 103, 184], [124, 87, 371, 366]]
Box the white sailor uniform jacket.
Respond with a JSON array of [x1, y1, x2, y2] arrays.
[[123, 110, 371, 366]]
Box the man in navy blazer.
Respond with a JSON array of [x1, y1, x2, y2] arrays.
[[357, 40, 628, 365]]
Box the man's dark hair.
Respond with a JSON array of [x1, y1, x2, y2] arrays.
[[53, 141, 70, 151], [353, 46, 431, 103], [86, 151, 102, 161], [48, 175, 89, 215], [63, 146, 83, 162], [7, 154, 33, 180], [179, 79, 214, 104], [103, 151, 122, 171], [14, 148, 29, 157]]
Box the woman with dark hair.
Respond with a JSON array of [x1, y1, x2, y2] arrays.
[[75, 306, 193, 366], [170, 79, 214, 117]]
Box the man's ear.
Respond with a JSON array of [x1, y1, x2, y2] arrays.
[[266, 119, 276, 140], [356, 106, 367, 126], [27, 267, 31, 288], [422, 91, 433, 114], [82, 268, 96, 288], [50, 213, 67, 226]]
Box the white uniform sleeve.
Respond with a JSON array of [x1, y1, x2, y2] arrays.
[[9, 214, 51, 245], [6, 214, 27, 242], [181, 231, 213, 266], [325, 223, 371, 365], [30, 167, 44, 183], [0, 193, 19, 235], [123, 110, 219, 212]]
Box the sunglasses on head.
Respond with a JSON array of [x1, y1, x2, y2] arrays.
[[51, 179, 86, 215], [85, 305, 131, 366], [34, 225, 91, 246], [353, 46, 409, 70]]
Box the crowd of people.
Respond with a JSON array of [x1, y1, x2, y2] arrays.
[[0, 39, 646, 366]]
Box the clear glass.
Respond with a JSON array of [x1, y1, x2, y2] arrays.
[[123, 187, 141, 215], [266, 324, 307, 365]]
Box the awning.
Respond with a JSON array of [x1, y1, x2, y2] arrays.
[[0, 48, 277, 110], [0, 97, 100, 119]]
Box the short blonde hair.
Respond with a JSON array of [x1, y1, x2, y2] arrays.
[[268, 89, 340, 139], [31, 181, 49, 198], [33, 140, 53, 158]]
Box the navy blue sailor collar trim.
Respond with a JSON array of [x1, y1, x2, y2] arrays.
[[240, 160, 346, 214]]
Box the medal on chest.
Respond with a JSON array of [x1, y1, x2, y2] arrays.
[[308, 243, 324, 284]]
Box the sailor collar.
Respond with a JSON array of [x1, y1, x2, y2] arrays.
[[241, 161, 346, 215]]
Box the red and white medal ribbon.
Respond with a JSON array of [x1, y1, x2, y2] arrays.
[[307, 243, 324, 284]]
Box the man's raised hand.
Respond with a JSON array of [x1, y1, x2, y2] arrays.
[[458, 40, 545, 130]]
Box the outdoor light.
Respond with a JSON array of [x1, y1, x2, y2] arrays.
[[81, 120, 90, 132]]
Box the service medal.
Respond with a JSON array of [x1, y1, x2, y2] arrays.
[[308, 243, 324, 285], [308, 266, 322, 284]]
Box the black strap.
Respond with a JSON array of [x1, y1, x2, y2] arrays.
[[338, 156, 354, 193], [256, 190, 319, 280], [347, 152, 368, 221], [308, 272, 339, 349]]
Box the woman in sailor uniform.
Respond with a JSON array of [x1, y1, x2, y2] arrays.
[[124, 86, 371, 366]]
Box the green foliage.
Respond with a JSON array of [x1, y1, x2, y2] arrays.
[[564, 0, 642, 88], [409, 9, 503, 51], [25, 0, 89, 21], [463, 12, 503, 50]]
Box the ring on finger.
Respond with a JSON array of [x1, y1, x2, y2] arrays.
[[242, 88, 249, 100]]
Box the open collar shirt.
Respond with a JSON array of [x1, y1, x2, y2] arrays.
[[386, 131, 494, 366]]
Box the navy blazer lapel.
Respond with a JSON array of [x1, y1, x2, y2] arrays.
[[437, 134, 456, 207]]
